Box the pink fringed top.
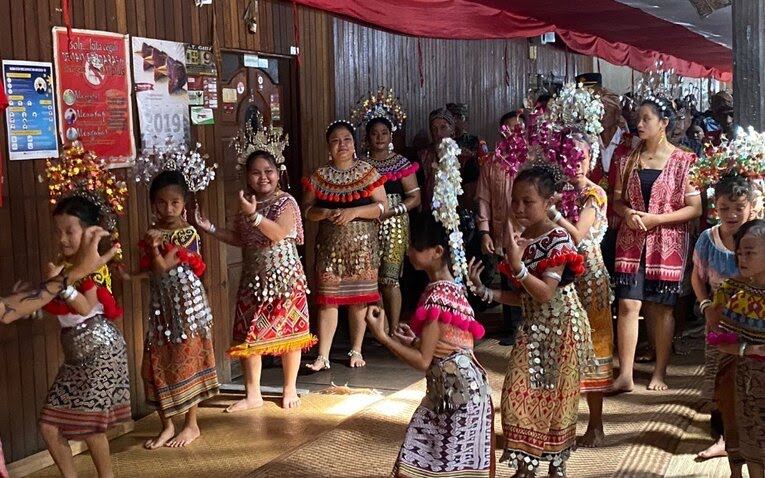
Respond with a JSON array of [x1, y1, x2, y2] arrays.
[[410, 280, 485, 345]]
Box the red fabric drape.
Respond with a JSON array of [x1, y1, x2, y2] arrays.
[[291, 0, 732, 81]]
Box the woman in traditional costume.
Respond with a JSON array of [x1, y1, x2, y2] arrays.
[[352, 88, 421, 334], [304, 120, 388, 370], [470, 162, 593, 478], [198, 123, 317, 410], [611, 96, 702, 392], [367, 138, 494, 478]]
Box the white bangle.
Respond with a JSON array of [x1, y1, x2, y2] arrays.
[[513, 264, 529, 281], [376, 202, 385, 217], [251, 213, 264, 227], [552, 211, 563, 223], [60, 286, 77, 301], [404, 187, 420, 195], [699, 299, 712, 314], [65, 289, 80, 302], [543, 271, 562, 282], [739, 342, 749, 357], [208, 224, 217, 234]]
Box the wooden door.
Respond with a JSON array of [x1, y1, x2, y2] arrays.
[[214, 51, 300, 379]]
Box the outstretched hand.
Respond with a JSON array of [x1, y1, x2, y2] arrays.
[[503, 220, 524, 272]]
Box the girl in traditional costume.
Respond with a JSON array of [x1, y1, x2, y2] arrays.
[[352, 88, 421, 334], [470, 163, 593, 478], [550, 135, 614, 448], [710, 219, 765, 478], [366, 138, 494, 478], [304, 120, 388, 370], [135, 147, 220, 449], [39, 145, 130, 478], [198, 122, 316, 410], [611, 95, 702, 392]]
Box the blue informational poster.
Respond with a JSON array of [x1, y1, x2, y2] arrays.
[[2, 60, 60, 160]]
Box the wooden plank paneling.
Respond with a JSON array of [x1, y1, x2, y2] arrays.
[[332, 19, 589, 148]]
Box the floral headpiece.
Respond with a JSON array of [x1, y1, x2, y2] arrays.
[[546, 82, 605, 162], [134, 140, 217, 193], [431, 138, 470, 286], [231, 113, 289, 170], [46, 143, 128, 260], [491, 123, 529, 177], [350, 86, 407, 132]]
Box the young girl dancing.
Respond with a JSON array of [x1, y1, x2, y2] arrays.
[[549, 137, 614, 448], [365, 138, 494, 478], [40, 195, 130, 478], [711, 219, 765, 478], [693, 174, 755, 473], [470, 163, 593, 478], [140, 170, 219, 448]]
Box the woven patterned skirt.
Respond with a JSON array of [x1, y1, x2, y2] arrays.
[[379, 194, 408, 286], [392, 351, 494, 477], [576, 243, 614, 393], [229, 282, 317, 358], [501, 285, 589, 469], [315, 220, 380, 306], [39, 316, 131, 440], [735, 358, 765, 466]]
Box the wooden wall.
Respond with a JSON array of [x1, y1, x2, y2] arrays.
[[0, 0, 334, 465], [333, 19, 591, 147]]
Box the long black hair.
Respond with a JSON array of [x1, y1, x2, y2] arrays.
[[53, 195, 101, 227], [409, 211, 449, 253], [149, 170, 189, 202]]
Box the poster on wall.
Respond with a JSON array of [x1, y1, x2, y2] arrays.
[[52, 28, 135, 167], [2, 60, 59, 161], [132, 37, 190, 151], [185, 44, 218, 110]]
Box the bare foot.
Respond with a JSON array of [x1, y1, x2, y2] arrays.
[[165, 425, 200, 448], [282, 389, 301, 409], [647, 375, 669, 391], [577, 427, 605, 448], [224, 397, 264, 413], [305, 355, 330, 372], [608, 375, 634, 395], [695, 437, 727, 461], [348, 351, 366, 368], [144, 424, 175, 450]]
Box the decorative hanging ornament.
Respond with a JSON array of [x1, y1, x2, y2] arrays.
[[432, 138, 472, 287], [44, 142, 128, 262], [134, 139, 218, 193]]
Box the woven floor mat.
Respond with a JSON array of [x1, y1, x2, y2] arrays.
[[247, 340, 706, 478]]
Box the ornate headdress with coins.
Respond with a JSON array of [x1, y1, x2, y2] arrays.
[[134, 140, 218, 193], [231, 111, 289, 172], [45, 142, 129, 261]]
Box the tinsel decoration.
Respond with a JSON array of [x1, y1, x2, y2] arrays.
[[45, 143, 128, 261], [230, 115, 289, 171], [350, 86, 407, 132], [134, 140, 218, 193], [689, 126, 765, 222], [432, 138, 471, 286]]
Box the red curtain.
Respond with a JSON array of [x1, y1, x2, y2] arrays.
[[292, 0, 732, 81]]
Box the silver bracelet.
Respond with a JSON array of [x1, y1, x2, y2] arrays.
[[252, 213, 264, 227], [404, 187, 420, 195], [376, 202, 385, 217], [552, 211, 563, 223], [397, 204, 407, 216], [699, 299, 712, 314], [739, 342, 749, 357], [513, 263, 529, 281], [542, 271, 562, 282], [60, 285, 77, 301], [208, 224, 217, 234]]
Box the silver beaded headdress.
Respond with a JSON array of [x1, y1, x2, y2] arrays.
[[231, 111, 289, 170], [134, 140, 218, 193]]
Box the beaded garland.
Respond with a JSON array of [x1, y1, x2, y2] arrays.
[[367, 153, 419, 182], [302, 160, 386, 203]]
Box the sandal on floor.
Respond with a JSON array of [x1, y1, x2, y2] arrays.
[[306, 355, 330, 371]]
